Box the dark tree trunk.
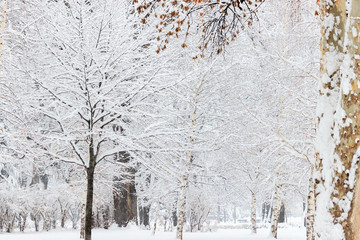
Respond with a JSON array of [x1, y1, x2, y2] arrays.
[[59, 201, 67, 229], [139, 205, 150, 227], [51, 216, 56, 229], [143, 206, 150, 227], [85, 166, 94, 240], [85, 144, 96, 240], [92, 209, 100, 228], [42, 213, 51, 231], [31, 212, 40, 232], [139, 207, 144, 225], [18, 212, 27, 232], [0, 214, 3, 232], [102, 206, 110, 229], [172, 199, 178, 227], [113, 151, 137, 227], [40, 174, 49, 190], [262, 203, 266, 221], [61, 212, 66, 228], [30, 166, 39, 186], [113, 179, 137, 226], [172, 209, 178, 227], [279, 204, 285, 223], [139, 172, 151, 228]]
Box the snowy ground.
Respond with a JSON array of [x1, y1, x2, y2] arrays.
[[0, 227, 305, 240]]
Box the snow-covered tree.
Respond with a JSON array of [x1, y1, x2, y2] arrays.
[[7, 1, 165, 239]]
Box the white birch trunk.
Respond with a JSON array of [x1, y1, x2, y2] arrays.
[[306, 167, 315, 240], [152, 200, 161, 235], [80, 187, 87, 239], [176, 168, 189, 240], [250, 192, 256, 234], [176, 74, 203, 240], [271, 181, 281, 239]]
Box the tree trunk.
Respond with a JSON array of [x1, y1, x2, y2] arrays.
[[113, 178, 137, 227], [333, 2, 360, 239], [139, 205, 150, 228], [172, 208, 178, 228], [189, 209, 195, 232], [61, 213, 66, 228], [113, 151, 137, 227], [306, 168, 315, 240], [0, 211, 3, 232], [80, 188, 87, 238], [315, 0, 360, 239], [69, 204, 80, 230], [84, 166, 94, 240], [278, 204, 285, 223], [84, 143, 96, 240], [102, 206, 110, 230], [51, 214, 56, 230], [31, 212, 40, 232], [139, 207, 143, 226], [6, 213, 14, 233], [42, 213, 51, 231], [176, 173, 189, 240], [271, 182, 281, 239], [57, 200, 65, 228], [176, 75, 201, 239], [18, 212, 27, 232], [92, 208, 100, 228], [144, 206, 150, 228], [251, 192, 256, 234], [152, 200, 161, 235]]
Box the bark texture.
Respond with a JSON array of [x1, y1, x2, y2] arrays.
[[80, 188, 86, 239], [176, 173, 188, 240], [271, 181, 281, 239], [251, 192, 257, 234], [306, 169, 315, 240], [335, 1, 360, 237], [84, 143, 96, 240], [315, 0, 360, 239]]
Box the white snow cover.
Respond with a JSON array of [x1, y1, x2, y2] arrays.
[[315, 64, 340, 240], [314, 3, 343, 239], [0, 227, 306, 240]]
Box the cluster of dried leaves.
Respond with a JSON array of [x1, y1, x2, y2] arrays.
[[134, 0, 264, 56]]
